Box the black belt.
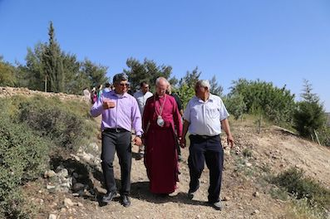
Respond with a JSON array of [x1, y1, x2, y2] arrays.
[[104, 128, 129, 133], [191, 134, 219, 140]]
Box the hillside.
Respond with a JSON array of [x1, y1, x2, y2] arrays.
[[1, 87, 330, 219]]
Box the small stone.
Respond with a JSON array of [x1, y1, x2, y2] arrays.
[[72, 183, 85, 192], [251, 209, 260, 215], [64, 198, 75, 207], [48, 214, 57, 219], [222, 196, 231, 201], [44, 170, 56, 178], [253, 191, 260, 197], [245, 162, 252, 167], [72, 172, 79, 178], [47, 185, 56, 190]]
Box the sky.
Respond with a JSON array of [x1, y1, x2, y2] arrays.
[[0, 0, 329, 111]]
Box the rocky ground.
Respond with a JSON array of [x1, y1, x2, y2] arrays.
[[24, 122, 330, 219], [3, 87, 329, 219]]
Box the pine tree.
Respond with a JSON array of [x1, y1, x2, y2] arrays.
[[293, 79, 326, 139]]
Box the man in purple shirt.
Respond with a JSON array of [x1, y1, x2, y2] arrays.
[[90, 73, 143, 207]]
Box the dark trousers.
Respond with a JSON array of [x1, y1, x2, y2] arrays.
[[188, 134, 224, 203], [101, 129, 132, 196]]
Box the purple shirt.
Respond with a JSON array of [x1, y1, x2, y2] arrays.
[[90, 90, 143, 136]]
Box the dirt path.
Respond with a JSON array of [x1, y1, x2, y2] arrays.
[[32, 125, 330, 219]]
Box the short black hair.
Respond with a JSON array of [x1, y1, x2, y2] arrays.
[[140, 81, 148, 87], [113, 73, 128, 84]]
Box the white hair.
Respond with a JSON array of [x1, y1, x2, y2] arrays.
[[156, 77, 169, 86], [196, 80, 210, 89]]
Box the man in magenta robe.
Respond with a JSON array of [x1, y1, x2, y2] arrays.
[[142, 77, 183, 195]]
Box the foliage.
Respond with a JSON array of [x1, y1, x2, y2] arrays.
[[293, 80, 327, 140], [80, 58, 108, 91], [42, 21, 65, 92], [17, 95, 93, 151], [229, 78, 296, 124], [272, 167, 330, 210], [177, 82, 195, 110], [209, 75, 223, 96], [317, 126, 330, 147], [0, 56, 17, 86], [224, 93, 246, 120], [287, 197, 328, 219], [176, 67, 202, 109], [16, 22, 108, 94], [124, 57, 173, 92], [179, 67, 201, 89], [0, 100, 48, 218]]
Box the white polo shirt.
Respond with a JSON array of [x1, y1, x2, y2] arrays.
[[134, 90, 153, 114], [184, 94, 229, 136]]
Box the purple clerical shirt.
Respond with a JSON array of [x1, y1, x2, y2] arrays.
[[90, 90, 143, 136]]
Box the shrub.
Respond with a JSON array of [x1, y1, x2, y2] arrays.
[[272, 167, 330, 210], [0, 110, 48, 218], [18, 95, 93, 151]]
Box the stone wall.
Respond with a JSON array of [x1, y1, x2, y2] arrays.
[[0, 86, 88, 103]]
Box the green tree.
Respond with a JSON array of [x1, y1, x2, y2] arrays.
[[17, 22, 108, 94], [293, 80, 326, 140], [17, 43, 47, 90], [224, 93, 246, 120], [124, 58, 173, 91], [176, 67, 202, 109], [0, 56, 16, 86], [229, 78, 295, 124], [81, 58, 108, 89], [42, 21, 64, 92], [179, 67, 201, 88], [209, 75, 223, 97]]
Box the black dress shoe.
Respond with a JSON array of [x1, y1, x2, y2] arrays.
[[102, 191, 117, 203], [121, 195, 131, 207]]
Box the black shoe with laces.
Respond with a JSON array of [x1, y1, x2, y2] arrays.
[[102, 191, 117, 203], [121, 195, 131, 207]]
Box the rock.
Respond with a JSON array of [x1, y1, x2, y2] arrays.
[[222, 196, 231, 201], [47, 185, 56, 190], [89, 142, 99, 151], [64, 198, 75, 207], [70, 154, 80, 161], [72, 172, 79, 179], [224, 147, 231, 156], [72, 183, 85, 192], [245, 162, 252, 167], [57, 169, 69, 178], [44, 170, 56, 178], [253, 191, 260, 197], [251, 209, 260, 215], [48, 214, 57, 219]]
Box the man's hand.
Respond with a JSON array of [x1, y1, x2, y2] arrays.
[[102, 98, 115, 109], [133, 136, 142, 146], [180, 137, 186, 148], [227, 134, 234, 148]]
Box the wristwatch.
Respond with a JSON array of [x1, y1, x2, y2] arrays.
[[136, 135, 142, 138]]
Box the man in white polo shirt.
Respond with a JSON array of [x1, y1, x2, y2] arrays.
[[180, 79, 234, 211], [134, 81, 153, 160]]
